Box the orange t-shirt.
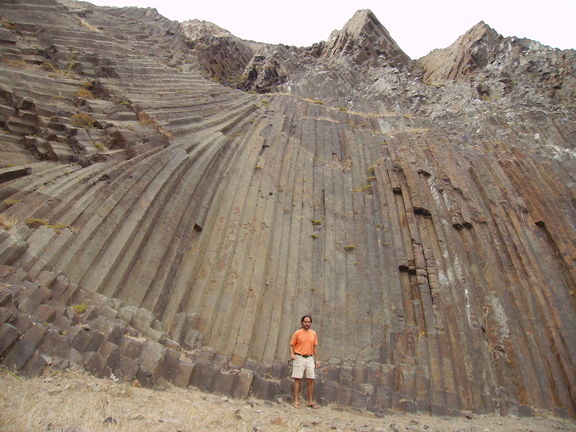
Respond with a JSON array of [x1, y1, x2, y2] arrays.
[[290, 328, 318, 356]]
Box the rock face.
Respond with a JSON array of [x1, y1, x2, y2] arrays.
[[0, 0, 575, 418], [419, 21, 502, 83], [321, 9, 413, 68], [181, 20, 260, 87]]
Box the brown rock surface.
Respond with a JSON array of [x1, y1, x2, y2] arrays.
[[0, 0, 575, 419]]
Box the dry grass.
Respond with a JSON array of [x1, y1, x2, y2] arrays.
[[1, 59, 36, 70], [0, 213, 18, 230], [353, 184, 372, 193], [3, 198, 22, 206], [0, 368, 324, 432], [24, 217, 49, 228], [78, 17, 102, 33], [2, 20, 16, 30], [74, 88, 95, 99], [137, 111, 173, 140], [0, 368, 574, 432], [70, 113, 96, 129]]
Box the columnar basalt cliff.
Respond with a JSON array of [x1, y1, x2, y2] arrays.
[[1, 0, 575, 418]]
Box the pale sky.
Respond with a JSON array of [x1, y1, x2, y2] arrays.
[[85, 0, 576, 59]]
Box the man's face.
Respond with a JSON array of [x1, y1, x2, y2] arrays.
[[302, 317, 312, 329]]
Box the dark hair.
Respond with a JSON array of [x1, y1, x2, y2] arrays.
[[301, 315, 312, 324]]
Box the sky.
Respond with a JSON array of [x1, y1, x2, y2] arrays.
[[85, 0, 576, 59]]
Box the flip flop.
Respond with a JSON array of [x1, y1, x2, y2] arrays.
[[307, 403, 318, 409], [293, 402, 301, 408]]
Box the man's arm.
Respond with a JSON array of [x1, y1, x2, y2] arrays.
[[290, 344, 296, 360], [313, 345, 320, 368]]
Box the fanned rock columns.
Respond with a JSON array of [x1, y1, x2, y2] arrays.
[[0, 0, 575, 417]]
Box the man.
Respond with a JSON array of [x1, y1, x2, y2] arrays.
[[289, 315, 320, 408]]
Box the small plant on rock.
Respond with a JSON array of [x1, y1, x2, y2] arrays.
[[354, 184, 372, 193], [3, 198, 21, 206], [47, 223, 69, 233], [137, 111, 152, 125], [40, 62, 60, 73], [0, 214, 18, 230], [3, 59, 26, 68], [74, 88, 95, 99], [2, 20, 16, 31], [70, 303, 88, 314], [24, 217, 49, 228], [70, 113, 96, 129], [66, 52, 79, 74]]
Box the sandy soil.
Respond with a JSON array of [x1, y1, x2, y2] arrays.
[[0, 368, 574, 432]]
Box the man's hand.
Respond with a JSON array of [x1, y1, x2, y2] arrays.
[[315, 360, 320, 368]]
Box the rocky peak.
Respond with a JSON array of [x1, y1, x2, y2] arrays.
[[180, 19, 257, 86], [417, 20, 575, 105], [322, 9, 413, 68], [418, 21, 502, 83], [180, 19, 235, 41]]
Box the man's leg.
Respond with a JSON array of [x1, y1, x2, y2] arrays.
[[306, 378, 316, 407], [293, 378, 302, 406]]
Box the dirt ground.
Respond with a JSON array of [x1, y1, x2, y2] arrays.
[[0, 368, 574, 432]]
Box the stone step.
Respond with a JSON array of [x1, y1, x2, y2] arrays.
[[4, 115, 38, 135], [1, 318, 46, 371], [170, 102, 259, 138], [0, 232, 29, 265], [0, 165, 32, 184]]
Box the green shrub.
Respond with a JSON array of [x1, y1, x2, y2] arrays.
[[71, 303, 88, 314], [66, 52, 78, 74]]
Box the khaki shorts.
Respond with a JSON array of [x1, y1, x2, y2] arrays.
[[292, 355, 315, 379]]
